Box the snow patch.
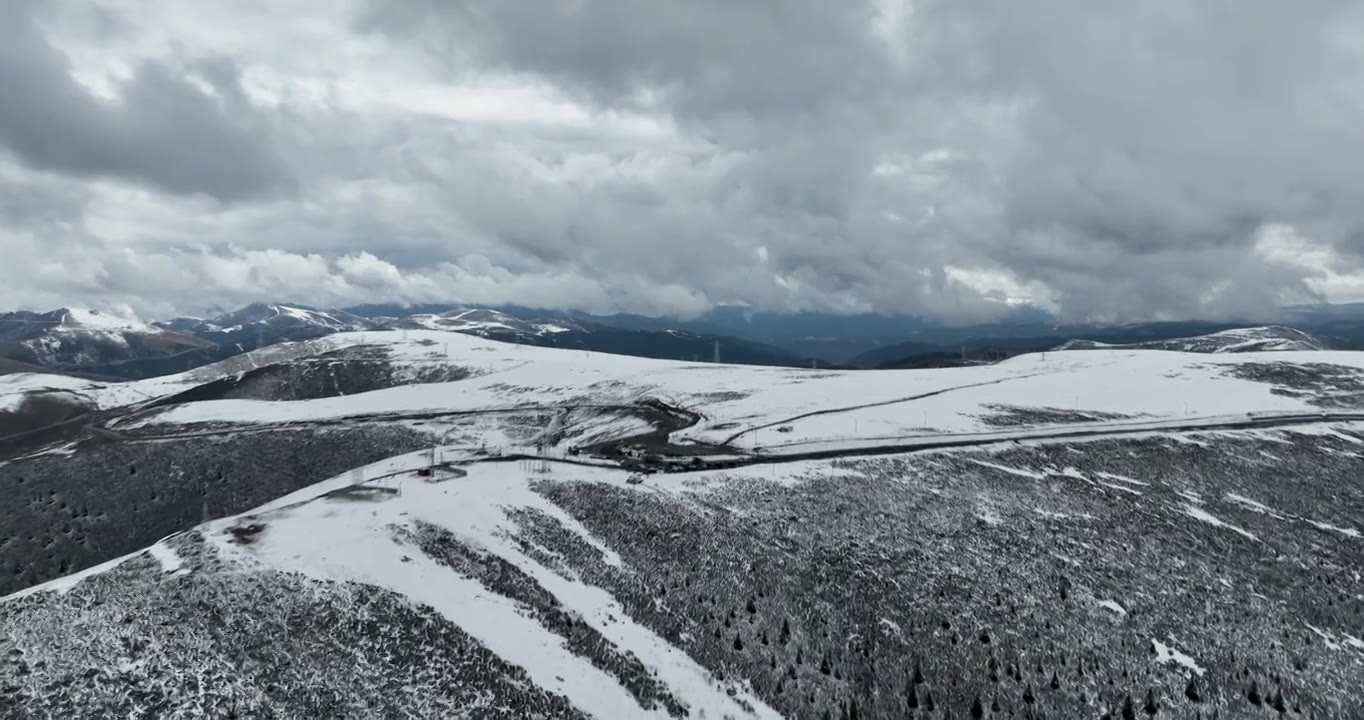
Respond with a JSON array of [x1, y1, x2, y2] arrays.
[[1306, 519, 1362, 539], [1303, 623, 1360, 652], [1151, 638, 1205, 676], [1097, 599, 1127, 616], [1095, 471, 1148, 487], [61, 308, 163, 334], [1035, 508, 1093, 521], [146, 539, 188, 576], [974, 495, 1002, 525], [1182, 505, 1258, 541], [1225, 493, 1287, 520], [970, 460, 1046, 480], [1096, 480, 1143, 497], [1055, 466, 1088, 481]]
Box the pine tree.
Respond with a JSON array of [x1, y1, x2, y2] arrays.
[[1121, 693, 1136, 720]]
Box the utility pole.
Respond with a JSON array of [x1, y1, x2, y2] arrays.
[[713, 340, 720, 364]]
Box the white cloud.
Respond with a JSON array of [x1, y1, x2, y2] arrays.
[[2, 0, 1363, 322]]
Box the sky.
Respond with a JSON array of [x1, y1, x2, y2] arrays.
[[2, 0, 1364, 323]]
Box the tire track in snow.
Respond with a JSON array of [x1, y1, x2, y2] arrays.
[[718, 367, 1072, 445]]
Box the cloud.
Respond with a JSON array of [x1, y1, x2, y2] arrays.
[[359, 0, 1364, 321], [3, 0, 1364, 322], [0, 0, 294, 201]]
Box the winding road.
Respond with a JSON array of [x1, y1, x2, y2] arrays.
[[74, 395, 1364, 478]]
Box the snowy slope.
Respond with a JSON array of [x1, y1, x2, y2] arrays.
[[5, 415, 1363, 716], [164, 302, 376, 336], [1055, 325, 1326, 353], [0, 373, 99, 413], [406, 308, 581, 336], [0, 308, 210, 370], [125, 330, 1364, 450], [55, 308, 166, 338], [0, 332, 381, 417], [3, 331, 1363, 717], [215, 460, 781, 719]]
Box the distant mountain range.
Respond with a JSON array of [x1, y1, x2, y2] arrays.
[[450, 302, 1364, 365], [5, 301, 1364, 379], [0, 303, 827, 379], [368, 305, 821, 369]]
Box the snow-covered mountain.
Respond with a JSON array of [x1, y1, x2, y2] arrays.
[[1055, 325, 1327, 353], [1, 302, 816, 379], [1, 333, 1362, 716], [402, 307, 586, 337], [0, 308, 212, 374], [0, 304, 381, 380], [9, 300, 1349, 383], [161, 302, 379, 341]]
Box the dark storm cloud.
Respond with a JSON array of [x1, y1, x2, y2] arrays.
[[362, 0, 1364, 321], [941, 0, 1364, 306], [361, 1, 887, 122], [0, 1, 293, 201], [0, 162, 91, 233]]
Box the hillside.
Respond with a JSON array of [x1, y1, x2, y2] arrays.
[[858, 324, 1328, 369], [0, 333, 1361, 717], [403, 307, 586, 336], [1055, 325, 1328, 353], [0, 309, 213, 377]]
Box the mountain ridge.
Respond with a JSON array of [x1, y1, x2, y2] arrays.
[[7, 300, 1364, 378]]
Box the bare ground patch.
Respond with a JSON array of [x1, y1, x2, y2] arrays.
[[977, 403, 1142, 428], [1224, 362, 1364, 408]]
